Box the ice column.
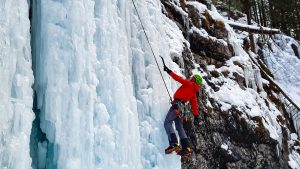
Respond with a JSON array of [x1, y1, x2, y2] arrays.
[[0, 0, 34, 169], [32, 0, 183, 168], [33, 0, 98, 168]]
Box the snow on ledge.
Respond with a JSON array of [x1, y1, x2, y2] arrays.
[[226, 20, 280, 32]]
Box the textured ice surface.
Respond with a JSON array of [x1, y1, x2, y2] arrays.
[[262, 35, 300, 108], [2, 0, 299, 168], [0, 0, 34, 168], [31, 0, 183, 168]]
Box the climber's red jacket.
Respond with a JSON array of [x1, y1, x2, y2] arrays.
[[170, 72, 200, 116]]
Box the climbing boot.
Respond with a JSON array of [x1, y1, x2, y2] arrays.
[[178, 138, 191, 157], [165, 143, 181, 154], [165, 133, 180, 154], [177, 147, 191, 158]]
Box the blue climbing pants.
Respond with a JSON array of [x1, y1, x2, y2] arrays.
[[164, 100, 187, 144]]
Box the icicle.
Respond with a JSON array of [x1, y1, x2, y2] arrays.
[[254, 67, 263, 92], [244, 65, 251, 88], [250, 68, 258, 91], [244, 65, 260, 91]]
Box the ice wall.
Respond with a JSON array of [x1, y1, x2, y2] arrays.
[[0, 0, 34, 168], [262, 35, 300, 106], [32, 0, 184, 168]]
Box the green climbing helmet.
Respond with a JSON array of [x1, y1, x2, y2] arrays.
[[194, 74, 203, 85]]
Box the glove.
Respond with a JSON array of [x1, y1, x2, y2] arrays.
[[194, 115, 204, 128], [163, 66, 172, 74]]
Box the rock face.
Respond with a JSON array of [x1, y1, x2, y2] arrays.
[[182, 107, 283, 169], [189, 31, 233, 62], [161, 0, 299, 168], [163, 0, 234, 62]]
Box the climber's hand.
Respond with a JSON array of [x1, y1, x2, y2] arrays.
[[194, 115, 204, 128], [163, 66, 172, 74]]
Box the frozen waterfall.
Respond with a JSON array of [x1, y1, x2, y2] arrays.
[[0, 0, 34, 168], [29, 0, 184, 169]]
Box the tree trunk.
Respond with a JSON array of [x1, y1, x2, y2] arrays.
[[244, 0, 256, 52], [260, 0, 267, 26], [228, 23, 280, 34], [257, 0, 264, 26], [253, 1, 260, 24]]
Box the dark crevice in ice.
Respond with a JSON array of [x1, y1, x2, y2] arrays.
[[29, 1, 49, 169], [29, 92, 48, 169]]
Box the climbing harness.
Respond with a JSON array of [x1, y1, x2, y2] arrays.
[[172, 99, 190, 122], [131, 0, 172, 102]]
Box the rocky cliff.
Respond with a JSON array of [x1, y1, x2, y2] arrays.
[[161, 0, 300, 168]]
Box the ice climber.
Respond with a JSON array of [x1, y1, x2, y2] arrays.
[[163, 65, 203, 158]]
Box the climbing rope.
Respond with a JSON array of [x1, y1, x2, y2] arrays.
[[131, 0, 172, 101]]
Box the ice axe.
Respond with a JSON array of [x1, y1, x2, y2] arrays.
[[160, 55, 166, 68], [160, 55, 173, 102]]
